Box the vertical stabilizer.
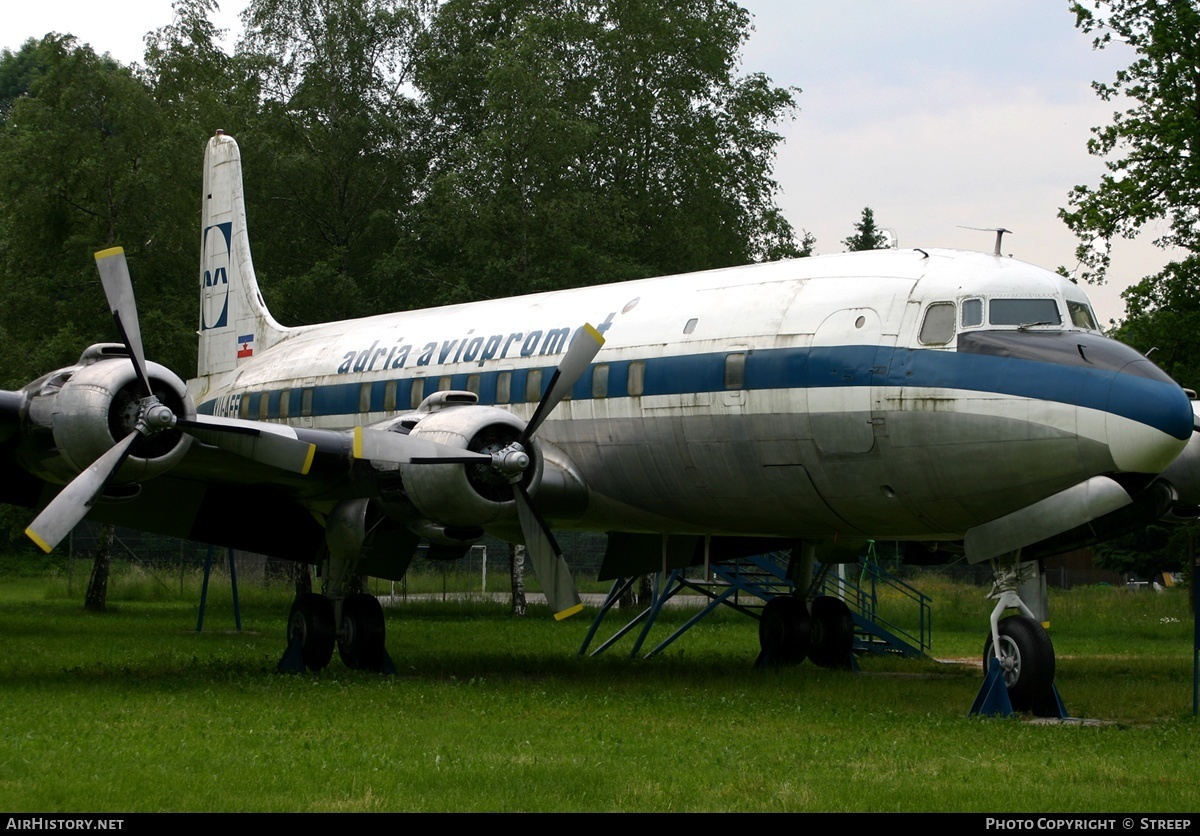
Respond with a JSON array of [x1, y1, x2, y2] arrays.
[[197, 132, 287, 379]]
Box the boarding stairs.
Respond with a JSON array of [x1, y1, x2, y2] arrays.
[[578, 546, 931, 661]]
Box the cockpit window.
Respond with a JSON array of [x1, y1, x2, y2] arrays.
[[919, 302, 956, 345], [1067, 300, 1099, 330], [961, 298, 983, 328], [988, 298, 1061, 327]]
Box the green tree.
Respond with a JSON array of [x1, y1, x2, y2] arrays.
[[1061, 2, 1200, 383], [843, 206, 888, 251], [143, 0, 261, 136], [0, 35, 194, 385], [236, 0, 436, 324], [1061, 1, 1200, 284], [1093, 523, 1189, 583], [413, 0, 801, 304]]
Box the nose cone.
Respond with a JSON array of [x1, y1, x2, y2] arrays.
[[1105, 358, 1193, 473]]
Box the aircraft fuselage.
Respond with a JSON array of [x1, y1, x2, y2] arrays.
[[189, 247, 1192, 545]]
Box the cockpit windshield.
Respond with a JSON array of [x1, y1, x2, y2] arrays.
[[1067, 300, 1099, 330], [921, 295, 1099, 347], [988, 298, 1061, 327]]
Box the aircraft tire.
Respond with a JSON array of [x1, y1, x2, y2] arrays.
[[337, 593, 387, 671], [288, 592, 335, 671], [982, 614, 1055, 712], [808, 596, 855, 669], [758, 595, 810, 666]]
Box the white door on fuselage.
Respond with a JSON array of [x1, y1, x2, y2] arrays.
[[809, 308, 881, 454]]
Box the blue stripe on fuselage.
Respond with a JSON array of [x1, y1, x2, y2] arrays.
[[197, 344, 1194, 440]]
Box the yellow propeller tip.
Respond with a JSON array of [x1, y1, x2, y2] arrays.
[[94, 246, 125, 261], [25, 529, 53, 554], [553, 602, 584, 621]]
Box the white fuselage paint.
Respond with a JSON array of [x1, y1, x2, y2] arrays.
[[188, 248, 1191, 544]]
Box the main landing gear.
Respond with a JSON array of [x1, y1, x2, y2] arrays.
[[756, 594, 855, 670], [278, 500, 397, 674], [280, 589, 396, 674], [756, 544, 856, 670], [970, 557, 1067, 718]]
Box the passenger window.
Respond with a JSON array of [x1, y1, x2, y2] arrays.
[[496, 371, 511, 404], [466, 374, 480, 395], [410, 378, 424, 408], [301, 388, 314, 417], [239, 394, 252, 419], [279, 390, 290, 419], [525, 369, 543, 403], [724, 353, 746, 389], [919, 303, 955, 345], [592, 364, 609, 398], [259, 393, 270, 420], [358, 383, 372, 413], [961, 298, 983, 328], [628, 361, 645, 397], [384, 381, 397, 412]]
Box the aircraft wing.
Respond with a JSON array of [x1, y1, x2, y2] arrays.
[[4, 248, 603, 620]]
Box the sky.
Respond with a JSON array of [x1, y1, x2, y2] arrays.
[[2, 0, 1176, 324]]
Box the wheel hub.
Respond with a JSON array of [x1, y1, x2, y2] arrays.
[[995, 635, 1021, 687]]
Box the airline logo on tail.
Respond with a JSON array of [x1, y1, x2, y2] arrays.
[[201, 222, 233, 330]]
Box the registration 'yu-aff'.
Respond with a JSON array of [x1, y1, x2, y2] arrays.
[[4, 133, 1198, 709]]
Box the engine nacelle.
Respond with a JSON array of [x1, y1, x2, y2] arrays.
[[399, 404, 543, 528], [29, 344, 194, 485], [1160, 401, 1200, 505]]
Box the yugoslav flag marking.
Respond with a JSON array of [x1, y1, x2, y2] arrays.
[[237, 334, 254, 358]]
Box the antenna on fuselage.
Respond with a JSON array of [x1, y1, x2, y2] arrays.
[[959, 226, 1012, 257]]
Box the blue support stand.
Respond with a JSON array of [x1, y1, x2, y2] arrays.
[[970, 658, 1016, 717], [277, 635, 307, 674], [970, 658, 1069, 718], [196, 546, 243, 633]]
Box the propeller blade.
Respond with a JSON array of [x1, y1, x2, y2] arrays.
[[25, 432, 139, 553], [94, 247, 152, 398], [519, 323, 604, 446], [178, 415, 316, 474], [513, 483, 582, 620], [352, 426, 491, 466]]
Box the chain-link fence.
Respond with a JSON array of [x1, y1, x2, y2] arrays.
[[58, 523, 1130, 593], [61, 522, 609, 594]]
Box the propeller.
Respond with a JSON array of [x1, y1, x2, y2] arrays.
[[509, 324, 604, 619], [26, 432, 140, 554], [179, 415, 317, 474], [25, 248, 318, 554], [353, 323, 605, 619], [518, 324, 604, 448]]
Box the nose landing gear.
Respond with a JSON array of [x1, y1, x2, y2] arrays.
[[971, 557, 1068, 718]]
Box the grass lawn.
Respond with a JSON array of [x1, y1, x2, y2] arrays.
[[0, 570, 1196, 812]]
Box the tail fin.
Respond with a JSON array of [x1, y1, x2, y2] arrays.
[[197, 131, 287, 379]]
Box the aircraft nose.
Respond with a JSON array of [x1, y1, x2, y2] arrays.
[[1105, 358, 1192, 474]]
